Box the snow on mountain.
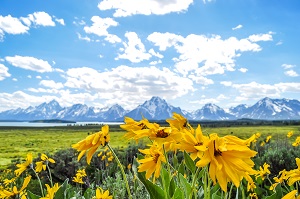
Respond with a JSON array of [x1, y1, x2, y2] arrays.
[[124, 96, 187, 120], [0, 97, 300, 121], [241, 97, 300, 120], [191, 103, 235, 120]]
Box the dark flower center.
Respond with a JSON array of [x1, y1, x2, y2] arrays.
[[156, 129, 169, 138], [153, 154, 160, 163], [213, 140, 222, 157]]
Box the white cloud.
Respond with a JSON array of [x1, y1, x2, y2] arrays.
[[54, 17, 65, 26], [276, 40, 283, 45], [0, 64, 11, 80], [27, 12, 55, 27], [27, 75, 32, 78], [188, 74, 214, 85], [64, 65, 194, 109], [12, 78, 18, 81], [98, 0, 193, 17], [84, 16, 121, 43], [149, 60, 162, 65], [232, 24, 242, 30], [282, 64, 295, 69], [238, 68, 248, 73], [116, 32, 152, 63], [222, 81, 300, 103], [148, 48, 164, 58], [0, 15, 29, 34], [285, 70, 299, 77], [148, 32, 269, 77], [77, 32, 91, 42], [39, 80, 64, 89], [220, 81, 232, 86], [36, 76, 42, 79], [248, 32, 273, 42], [5, 55, 53, 73], [0, 91, 59, 112]]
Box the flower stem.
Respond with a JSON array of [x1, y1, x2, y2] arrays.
[[189, 167, 201, 199], [32, 167, 44, 197], [107, 143, 132, 199], [46, 163, 53, 187]]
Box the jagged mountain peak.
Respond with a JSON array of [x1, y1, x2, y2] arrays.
[[0, 96, 299, 121]]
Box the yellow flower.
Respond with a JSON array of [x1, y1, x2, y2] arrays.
[[257, 162, 271, 180], [244, 173, 256, 192], [195, 133, 257, 192], [138, 142, 166, 179], [40, 183, 60, 199], [166, 112, 190, 130], [245, 132, 261, 146], [72, 169, 87, 184], [127, 163, 132, 170], [0, 175, 31, 198], [249, 192, 258, 199], [282, 190, 300, 199], [293, 136, 300, 147], [260, 141, 265, 147], [177, 125, 209, 160], [287, 131, 294, 138], [121, 117, 149, 140], [72, 125, 110, 164], [107, 156, 114, 162], [3, 177, 16, 186], [35, 154, 55, 173], [285, 158, 300, 186], [265, 135, 272, 143], [93, 187, 113, 199], [15, 153, 33, 176], [270, 169, 287, 190]]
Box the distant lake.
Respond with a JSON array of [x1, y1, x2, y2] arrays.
[[0, 121, 124, 127]]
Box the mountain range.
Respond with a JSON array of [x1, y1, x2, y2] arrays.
[[0, 96, 300, 122]]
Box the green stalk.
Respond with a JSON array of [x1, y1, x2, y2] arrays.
[[46, 162, 53, 187], [107, 143, 133, 199], [189, 167, 201, 199], [162, 144, 171, 175], [203, 166, 210, 199], [31, 166, 44, 197]]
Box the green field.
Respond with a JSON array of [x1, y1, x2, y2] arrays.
[[0, 124, 299, 168]]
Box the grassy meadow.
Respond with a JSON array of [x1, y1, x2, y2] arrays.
[[0, 124, 299, 168]]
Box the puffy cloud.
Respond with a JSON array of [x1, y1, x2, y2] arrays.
[[27, 12, 55, 26], [98, 0, 193, 17], [222, 81, 300, 102], [116, 32, 152, 62], [84, 16, 121, 43], [238, 68, 248, 73], [39, 80, 64, 89], [0, 64, 11, 80], [64, 65, 194, 109], [282, 64, 295, 69], [285, 70, 299, 77], [5, 55, 53, 73], [148, 32, 270, 77], [248, 32, 273, 42], [0, 15, 29, 34], [232, 24, 243, 30]]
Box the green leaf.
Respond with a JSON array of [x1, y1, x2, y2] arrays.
[[179, 173, 192, 198], [172, 187, 184, 199], [265, 183, 283, 199], [161, 167, 171, 196], [133, 157, 165, 199], [54, 178, 69, 199], [183, 151, 196, 173], [137, 171, 166, 199], [169, 177, 176, 198], [178, 162, 185, 176], [27, 190, 41, 199]]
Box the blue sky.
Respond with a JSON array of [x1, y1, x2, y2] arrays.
[[0, 0, 299, 112]]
